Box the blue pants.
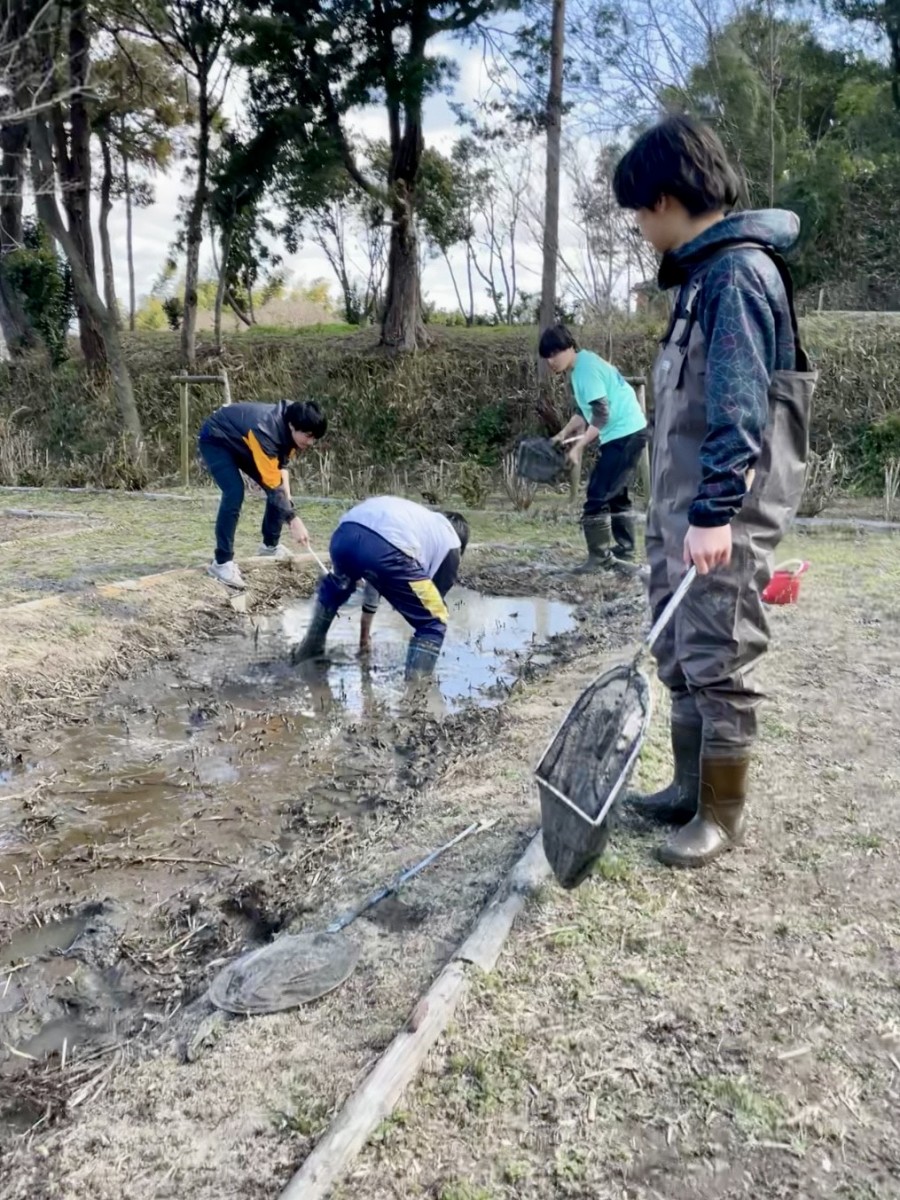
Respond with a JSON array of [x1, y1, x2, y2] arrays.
[[199, 439, 286, 564], [319, 522, 451, 645]]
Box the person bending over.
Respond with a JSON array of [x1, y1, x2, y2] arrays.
[[198, 399, 327, 590], [292, 496, 469, 681]]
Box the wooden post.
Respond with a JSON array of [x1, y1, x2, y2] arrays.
[[172, 372, 232, 488], [179, 373, 190, 489]]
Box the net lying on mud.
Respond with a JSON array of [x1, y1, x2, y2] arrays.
[[536, 664, 651, 889], [207, 933, 360, 1015]]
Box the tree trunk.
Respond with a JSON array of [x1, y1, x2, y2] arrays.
[[123, 151, 136, 332], [29, 114, 144, 457], [0, 117, 36, 354], [98, 132, 121, 327], [380, 108, 426, 351], [182, 81, 211, 367], [767, 0, 776, 206], [0, 120, 26, 250], [539, 0, 565, 346], [381, 195, 426, 350], [213, 224, 233, 350], [225, 289, 252, 326], [63, 0, 106, 367]]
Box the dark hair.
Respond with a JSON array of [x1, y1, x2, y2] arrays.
[[443, 511, 470, 555], [538, 324, 578, 359], [613, 115, 740, 216], [285, 400, 327, 440]]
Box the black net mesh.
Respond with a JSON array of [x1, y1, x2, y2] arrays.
[[516, 437, 567, 484], [208, 932, 360, 1014], [536, 665, 650, 888]]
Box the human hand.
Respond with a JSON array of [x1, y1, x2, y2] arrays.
[[683, 524, 732, 575], [289, 516, 310, 547], [566, 443, 583, 467]]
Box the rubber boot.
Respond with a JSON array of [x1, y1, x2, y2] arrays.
[[572, 514, 616, 574], [629, 720, 702, 826], [405, 636, 441, 681], [291, 600, 336, 664], [611, 511, 637, 562], [658, 756, 749, 869]]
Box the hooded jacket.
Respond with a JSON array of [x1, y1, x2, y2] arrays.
[[658, 210, 801, 527], [199, 401, 297, 520]]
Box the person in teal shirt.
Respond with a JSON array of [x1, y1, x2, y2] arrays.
[[539, 324, 649, 572]]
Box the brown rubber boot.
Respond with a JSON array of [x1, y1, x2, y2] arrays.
[[657, 756, 749, 869], [628, 720, 702, 826]]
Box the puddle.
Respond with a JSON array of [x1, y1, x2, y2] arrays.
[[205, 586, 575, 715], [0, 588, 574, 878]]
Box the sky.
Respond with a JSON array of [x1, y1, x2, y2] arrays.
[[100, 34, 571, 321]]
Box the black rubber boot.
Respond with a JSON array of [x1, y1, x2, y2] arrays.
[[629, 720, 702, 826], [405, 636, 441, 681], [572, 514, 616, 574], [611, 511, 637, 562], [658, 756, 749, 869], [291, 600, 336, 664]]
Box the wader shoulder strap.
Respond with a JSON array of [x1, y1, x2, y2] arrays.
[[667, 240, 810, 372]]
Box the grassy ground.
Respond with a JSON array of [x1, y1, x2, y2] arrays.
[[1, 490, 899, 1198], [0, 487, 587, 606]]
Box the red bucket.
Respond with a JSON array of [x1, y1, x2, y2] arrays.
[[762, 559, 809, 606]]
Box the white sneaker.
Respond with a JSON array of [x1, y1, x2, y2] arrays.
[[207, 559, 246, 590], [257, 543, 294, 560]]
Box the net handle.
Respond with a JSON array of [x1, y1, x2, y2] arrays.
[[643, 566, 697, 659], [772, 559, 809, 578]]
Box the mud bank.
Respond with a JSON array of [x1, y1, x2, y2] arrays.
[[0, 551, 647, 1193]]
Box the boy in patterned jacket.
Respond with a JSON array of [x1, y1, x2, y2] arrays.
[[614, 116, 815, 868]]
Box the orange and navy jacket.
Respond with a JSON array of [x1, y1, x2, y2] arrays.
[[199, 401, 297, 519]]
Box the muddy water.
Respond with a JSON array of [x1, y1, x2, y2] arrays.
[[0, 587, 574, 1090], [0, 587, 573, 885]]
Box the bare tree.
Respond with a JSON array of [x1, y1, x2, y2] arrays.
[[123, 0, 236, 366], [306, 190, 388, 326], [554, 141, 658, 315], [566, 0, 738, 131], [469, 142, 533, 324]]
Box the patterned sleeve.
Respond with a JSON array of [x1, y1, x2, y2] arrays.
[[688, 265, 777, 528]]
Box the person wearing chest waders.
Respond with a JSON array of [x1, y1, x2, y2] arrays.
[[292, 497, 470, 681], [538, 326, 649, 573], [198, 399, 328, 591], [614, 115, 815, 869]]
